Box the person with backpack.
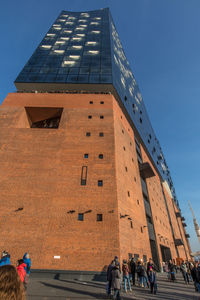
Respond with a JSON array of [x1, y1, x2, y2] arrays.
[[122, 260, 132, 292]]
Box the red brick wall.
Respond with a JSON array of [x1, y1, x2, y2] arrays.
[[0, 93, 120, 271]]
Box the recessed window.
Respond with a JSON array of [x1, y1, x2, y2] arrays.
[[78, 213, 84, 221], [99, 132, 104, 137], [90, 101, 93, 104], [123, 146, 126, 151], [122, 129, 124, 134], [84, 154, 89, 158], [125, 167, 128, 172], [88, 115, 92, 119], [26, 107, 63, 129], [121, 116, 123, 119], [97, 214, 103, 222], [141, 227, 143, 233], [130, 221, 133, 228], [134, 177, 137, 182], [100, 115, 104, 119], [139, 118, 142, 124], [99, 154, 103, 159], [137, 199, 140, 205], [86, 132, 91, 136], [81, 166, 87, 185], [130, 142, 132, 146], [128, 191, 130, 197], [98, 180, 103, 187], [124, 96, 127, 101], [100, 101, 104, 104]]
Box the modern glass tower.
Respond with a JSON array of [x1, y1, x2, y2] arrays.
[[0, 8, 191, 272]]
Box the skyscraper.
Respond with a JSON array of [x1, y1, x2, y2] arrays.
[[0, 8, 191, 271]]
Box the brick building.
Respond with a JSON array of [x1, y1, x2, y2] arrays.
[[0, 8, 191, 271]]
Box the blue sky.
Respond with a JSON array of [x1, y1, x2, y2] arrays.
[[0, 0, 200, 252]]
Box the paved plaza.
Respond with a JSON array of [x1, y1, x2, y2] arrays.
[[27, 272, 200, 300]]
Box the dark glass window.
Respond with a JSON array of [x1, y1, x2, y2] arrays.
[[100, 101, 104, 104], [98, 180, 103, 187], [99, 132, 104, 137], [88, 115, 92, 119], [78, 213, 84, 221], [97, 214, 103, 222], [99, 154, 103, 159], [89, 101, 93, 104], [100, 115, 104, 119], [84, 154, 89, 158], [86, 132, 91, 136]]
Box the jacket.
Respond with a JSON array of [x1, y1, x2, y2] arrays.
[[0, 256, 11, 266], [122, 263, 129, 276], [149, 271, 157, 283], [17, 263, 27, 282], [111, 267, 121, 290], [130, 260, 136, 273], [107, 263, 114, 281], [23, 253, 31, 274]]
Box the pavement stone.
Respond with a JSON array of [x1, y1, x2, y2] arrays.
[[27, 272, 200, 300]]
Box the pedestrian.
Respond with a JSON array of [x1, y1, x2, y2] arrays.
[[180, 261, 189, 284], [191, 261, 200, 292], [147, 258, 156, 278], [111, 263, 121, 300], [0, 264, 26, 300], [168, 260, 176, 281], [23, 253, 31, 289], [130, 257, 136, 286], [0, 251, 11, 266], [106, 260, 115, 297], [17, 259, 27, 283], [137, 260, 148, 288], [114, 256, 121, 271], [122, 260, 132, 292], [149, 266, 157, 294]]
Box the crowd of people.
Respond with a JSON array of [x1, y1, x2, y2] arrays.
[[0, 250, 31, 299], [106, 256, 200, 299]]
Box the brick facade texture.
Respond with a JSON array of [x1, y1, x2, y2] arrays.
[[0, 92, 190, 270]]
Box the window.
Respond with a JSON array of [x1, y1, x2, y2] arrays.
[[86, 132, 91, 136], [127, 191, 130, 197], [141, 227, 143, 233], [140, 118, 142, 124], [88, 115, 92, 119], [100, 101, 104, 104], [84, 154, 89, 158], [99, 154, 103, 159], [81, 166, 87, 185], [97, 214, 103, 221], [98, 180, 103, 187], [123, 146, 126, 151], [78, 213, 84, 221], [130, 221, 133, 228], [122, 129, 124, 134], [132, 158, 134, 163], [100, 115, 104, 119], [26, 107, 63, 129], [137, 199, 140, 205], [89, 101, 93, 104], [125, 167, 128, 172], [99, 132, 104, 137], [124, 96, 127, 101]]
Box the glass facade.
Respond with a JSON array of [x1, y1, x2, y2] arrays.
[[15, 8, 178, 206]]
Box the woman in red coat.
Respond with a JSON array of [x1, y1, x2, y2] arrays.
[[17, 259, 27, 283]]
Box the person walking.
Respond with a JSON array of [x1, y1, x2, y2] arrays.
[[23, 253, 31, 289], [122, 260, 132, 292], [168, 260, 176, 281], [111, 263, 121, 300], [130, 257, 136, 286], [106, 260, 115, 297], [180, 261, 189, 284], [149, 266, 157, 294], [0, 251, 11, 266]]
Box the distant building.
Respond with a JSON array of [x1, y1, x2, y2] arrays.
[[0, 8, 191, 271]]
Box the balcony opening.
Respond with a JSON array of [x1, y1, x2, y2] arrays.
[[25, 107, 63, 129]]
